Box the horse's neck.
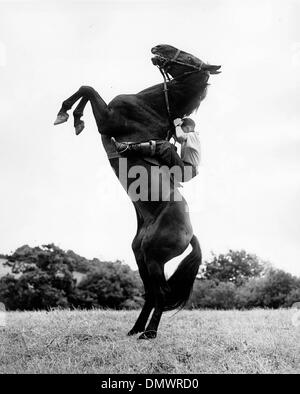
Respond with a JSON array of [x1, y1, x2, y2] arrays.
[[139, 73, 206, 120], [168, 73, 206, 117]]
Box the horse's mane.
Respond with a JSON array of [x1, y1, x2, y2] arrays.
[[169, 72, 209, 117], [137, 71, 208, 119]]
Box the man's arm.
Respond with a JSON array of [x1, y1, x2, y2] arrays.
[[173, 118, 187, 143]]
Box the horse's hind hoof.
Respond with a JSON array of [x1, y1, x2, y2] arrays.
[[138, 330, 157, 340], [75, 121, 85, 135], [54, 112, 69, 125], [127, 328, 144, 336]]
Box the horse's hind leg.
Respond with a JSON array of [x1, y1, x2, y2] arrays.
[[138, 260, 168, 340], [128, 244, 154, 335], [128, 290, 153, 336]]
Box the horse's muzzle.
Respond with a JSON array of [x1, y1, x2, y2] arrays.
[[151, 56, 164, 66]]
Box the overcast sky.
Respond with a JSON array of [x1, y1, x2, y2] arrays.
[[0, 0, 300, 276]]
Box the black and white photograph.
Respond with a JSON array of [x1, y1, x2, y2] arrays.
[[0, 0, 300, 378]]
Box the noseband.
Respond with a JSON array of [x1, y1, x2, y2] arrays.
[[158, 49, 203, 74]]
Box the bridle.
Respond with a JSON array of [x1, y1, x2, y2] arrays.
[[158, 49, 203, 74], [156, 50, 203, 141]]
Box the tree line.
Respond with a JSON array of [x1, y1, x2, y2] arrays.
[[188, 250, 300, 309], [0, 245, 299, 311]]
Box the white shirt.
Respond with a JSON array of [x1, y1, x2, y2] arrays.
[[175, 126, 201, 168]]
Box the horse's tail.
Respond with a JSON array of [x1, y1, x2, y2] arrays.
[[164, 235, 202, 311]]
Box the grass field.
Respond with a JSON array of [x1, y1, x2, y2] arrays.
[[0, 309, 299, 374]]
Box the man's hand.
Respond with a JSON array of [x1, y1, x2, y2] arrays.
[[173, 118, 183, 127], [174, 121, 187, 143]]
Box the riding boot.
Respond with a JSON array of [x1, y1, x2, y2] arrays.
[[111, 137, 156, 157]]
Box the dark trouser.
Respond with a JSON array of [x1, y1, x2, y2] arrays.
[[155, 141, 196, 182]]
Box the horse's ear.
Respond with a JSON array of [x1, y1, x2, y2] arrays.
[[203, 64, 221, 74]]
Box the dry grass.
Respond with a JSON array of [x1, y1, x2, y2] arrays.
[[0, 309, 299, 374]]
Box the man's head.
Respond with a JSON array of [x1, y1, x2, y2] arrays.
[[182, 118, 195, 133]]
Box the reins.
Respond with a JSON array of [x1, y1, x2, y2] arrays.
[[159, 67, 172, 121], [158, 67, 174, 142]]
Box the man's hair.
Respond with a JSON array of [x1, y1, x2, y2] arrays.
[[182, 117, 195, 130]]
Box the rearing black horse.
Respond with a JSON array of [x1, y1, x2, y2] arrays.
[[55, 44, 221, 339]]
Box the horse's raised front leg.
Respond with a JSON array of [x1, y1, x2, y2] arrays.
[[54, 86, 110, 134], [78, 86, 110, 133], [54, 87, 85, 125], [73, 97, 88, 135]]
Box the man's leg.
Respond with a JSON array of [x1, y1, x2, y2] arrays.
[[155, 142, 184, 170], [111, 138, 196, 181], [112, 138, 181, 165], [156, 143, 196, 182], [111, 137, 157, 156]]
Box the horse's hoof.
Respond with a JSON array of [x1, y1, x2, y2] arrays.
[[127, 328, 144, 336], [75, 121, 85, 135], [138, 330, 157, 340], [54, 112, 69, 125]]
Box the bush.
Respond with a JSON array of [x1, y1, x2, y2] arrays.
[[0, 244, 143, 311], [256, 269, 300, 308], [73, 262, 143, 309], [203, 250, 267, 285], [188, 280, 237, 309], [188, 268, 300, 310]]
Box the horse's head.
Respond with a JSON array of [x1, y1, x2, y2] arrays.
[[151, 44, 221, 79]]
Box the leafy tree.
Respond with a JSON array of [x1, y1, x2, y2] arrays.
[[188, 252, 300, 310], [256, 269, 300, 308], [0, 244, 76, 310], [0, 273, 71, 310], [204, 250, 266, 286], [285, 287, 300, 307], [73, 261, 143, 309], [232, 269, 300, 309], [5, 244, 74, 274], [188, 279, 237, 309], [235, 277, 265, 309], [0, 244, 144, 311]]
